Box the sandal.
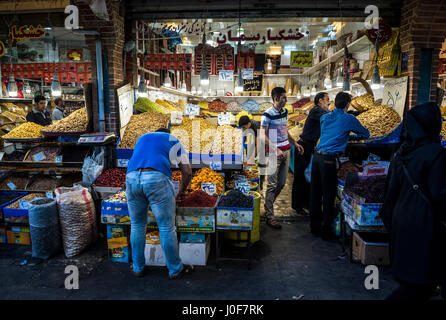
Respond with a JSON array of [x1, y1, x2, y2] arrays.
[[266, 218, 282, 229], [169, 264, 194, 279]]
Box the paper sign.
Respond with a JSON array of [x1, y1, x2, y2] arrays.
[[241, 68, 253, 80], [0, 152, 4, 161], [210, 161, 222, 171], [19, 200, 29, 210], [201, 182, 217, 196], [217, 113, 231, 126], [219, 70, 234, 81], [170, 111, 183, 125], [55, 156, 63, 163], [46, 191, 54, 199], [363, 165, 389, 177], [290, 51, 313, 68], [235, 175, 247, 181], [235, 180, 250, 194], [117, 158, 129, 167], [382, 76, 408, 118], [338, 157, 350, 164], [32, 152, 46, 162], [7, 181, 16, 190], [184, 104, 200, 116]]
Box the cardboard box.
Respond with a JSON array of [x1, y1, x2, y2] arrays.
[[144, 243, 166, 266], [146, 230, 161, 244], [175, 215, 215, 233], [179, 234, 211, 266], [180, 232, 206, 243], [107, 224, 130, 263], [352, 232, 390, 266], [6, 226, 31, 245], [341, 192, 383, 226]]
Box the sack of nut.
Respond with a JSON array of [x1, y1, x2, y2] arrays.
[[54, 186, 97, 258]]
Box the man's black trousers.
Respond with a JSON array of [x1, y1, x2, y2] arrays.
[[309, 152, 338, 234], [291, 140, 314, 211]]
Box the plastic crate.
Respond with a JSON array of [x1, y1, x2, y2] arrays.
[[216, 195, 254, 230]]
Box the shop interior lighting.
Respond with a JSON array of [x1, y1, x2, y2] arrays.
[[342, 71, 350, 92], [266, 59, 273, 71], [181, 82, 187, 92], [335, 70, 343, 87], [51, 72, 62, 97], [267, 46, 282, 55], [311, 86, 317, 95], [303, 86, 311, 97], [296, 89, 302, 99], [24, 82, 32, 94], [200, 33, 210, 86], [324, 75, 332, 89], [235, 69, 244, 93], [163, 76, 172, 88], [7, 73, 18, 97]]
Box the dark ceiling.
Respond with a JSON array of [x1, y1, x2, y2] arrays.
[[125, 0, 403, 20]]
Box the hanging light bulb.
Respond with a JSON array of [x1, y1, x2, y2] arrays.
[[181, 82, 187, 92], [324, 75, 332, 89], [200, 32, 210, 86], [335, 70, 343, 88], [137, 73, 148, 97], [303, 86, 311, 97], [7, 74, 18, 97], [163, 75, 171, 88], [51, 72, 62, 97], [297, 89, 302, 99], [311, 86, 317, 96], [371, 65, 381, 90]]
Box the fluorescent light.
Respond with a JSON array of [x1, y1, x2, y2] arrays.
[[7, 74, 17, 97], [324, 77, 332, 89], [51, 72, 62, 97]]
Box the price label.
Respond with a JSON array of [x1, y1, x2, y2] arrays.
[[235, 175, 247, 181], [209, 161, 222, 171], [184, 104, 200, 116], [7, 181, 16, 190], [117, 159, 129, 167], [235, 180, 250, 194], [19, 200, 29, 210], [217, 113, 231, 126], [339, 157, 350, 164], [170, 111, 183, 125], [241, 68, 254, 80], [55, 156, 63, 163], [201, 182, 217, 196], [219, 70, 234, 81], [32, 152, 46, 162], [0, 152, 4, 161], [46, 191, 54, 199]]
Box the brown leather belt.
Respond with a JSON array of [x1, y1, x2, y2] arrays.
[[139, 168, 157, 172]]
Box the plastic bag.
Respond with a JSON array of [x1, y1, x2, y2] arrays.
[[82, 148, 104, 185], [90, 0, 109, 21], [55, 186, 97, 258], [29, 198, 62, 259]]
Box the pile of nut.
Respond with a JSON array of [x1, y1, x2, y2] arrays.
[[209, 99, 227, 112], [43, 107, 88, 133], [351, 94, 375, 112], [211, 124, 243, 155], [6, 193, 44, 209], [24, 146, 61, 162], [171, 117, 216, 153], [356, 105, 401, 138], [118, 112, 170, 149], [2, 122, 44, 139]]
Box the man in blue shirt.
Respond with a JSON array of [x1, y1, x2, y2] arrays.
[[126, 128, 193, 278], [310, 92, 370, 240]]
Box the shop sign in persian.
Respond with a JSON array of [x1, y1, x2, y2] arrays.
[[290, 51, 313, 68], [216, 29, 305, 45], [382, 76, 408, 118], [9, 25, 46, 42]]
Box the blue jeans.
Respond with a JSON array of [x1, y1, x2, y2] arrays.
[[126, 170, 183, 276]]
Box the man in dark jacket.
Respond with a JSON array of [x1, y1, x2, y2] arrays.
[[380, 102, 446, 300], [292, 92, 330, 215], [26, 95, 52, 126]]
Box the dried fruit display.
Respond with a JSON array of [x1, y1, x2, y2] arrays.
[[24, 146, 61, 162], [155, 99, 180, 112], [171, 117, 216, 153], [259, 102, 272, 113], [2, 150, 27, 161], [0, 175, 29, 190], [190, 168, 224, 195], [209, 99, 227, 112], [337, 161, 363, 181], [95, 168, 126, 188], [171, 170, 182, 182], [218, 189, 252, 208], [288, 125, 304, 141], [211, 124, 243, 155], [2, 122, 44, 139], [226, 101, 243, 112], [242, 99, 259, 113], [105, 190, 127, 203], [118, 112, 170, 149], [42, 107, 88, 133], [134, 97, 169, 114], [27, 176, 61, 191], [356, 105, 401, 138], [179, 190, 218, 208], [344, 175, 387, 203]]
